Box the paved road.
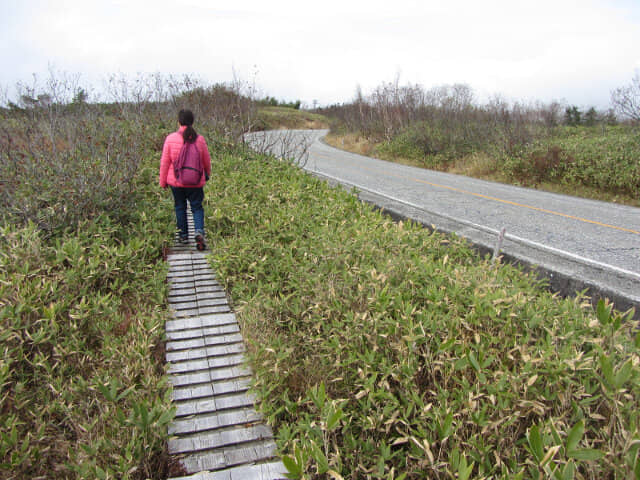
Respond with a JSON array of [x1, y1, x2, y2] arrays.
[[247, 129, 640, 314]]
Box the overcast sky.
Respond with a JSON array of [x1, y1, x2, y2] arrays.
[[2, 0, 639, 108]]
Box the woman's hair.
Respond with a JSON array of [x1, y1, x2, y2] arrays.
[[178, 109, 197, 144]]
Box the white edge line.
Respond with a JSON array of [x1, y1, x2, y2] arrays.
[[306, 168, 640, 283]]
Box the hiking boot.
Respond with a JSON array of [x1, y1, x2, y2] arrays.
[[178, 235, 189, 245], [195, 233, 206, 251]]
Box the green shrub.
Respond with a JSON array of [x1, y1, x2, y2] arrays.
[[208, 149, 640, 479], [503, 143, 574, 185], [0, 200, 175, 478], [0, 101, 178, 478], [504, 126, 640, 195]]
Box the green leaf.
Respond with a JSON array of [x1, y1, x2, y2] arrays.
[[562, 460, 576, 480], [614, 359, 633, 390], [468, 351, 481, 373], [612, 314, 622, 332], [309, 441, 329, 474], [140, 403, 149, 428], [282, 455, 302, 478], [326, 407, 343, 431], [527, 425, 544, 463], [311, 382, 326, 410], [96, 382, 115, 403], [115, 385, 133, 402], [567, 448, 604, 461], [596, 300, 611, 325], [550, 423, 562, 447], [599, 354, 614, 388], [95, 466, 107, 480], [454, 356, 468, 371], [81, 444, 96, 455], [438, 412, 454, 440], [458, 455, 474, 480], [449, 447, 461, 469], [158, 407, 176, 426], [566, 420, 584, 453]]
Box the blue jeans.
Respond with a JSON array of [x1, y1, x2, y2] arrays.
[[170, 187, 204, 238]]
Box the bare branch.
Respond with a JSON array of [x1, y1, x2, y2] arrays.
[[611, 72, 640, 122]]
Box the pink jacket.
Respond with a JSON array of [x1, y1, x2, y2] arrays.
[[159, 126, 212, 188]]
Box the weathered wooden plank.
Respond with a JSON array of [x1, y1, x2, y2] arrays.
[[167, 333, 244, 352], [193, 290, 227, 300], [166, 324, 240, 343], [166, 313, 237, 332], [169, 366, 251, 387], [197, 297, 229, 308], [167, 353, 246, 374], [165, 343, 245, 363], [168, 424, 273, 454], [193, 273, 217, 282], [169, 287, 197, 297], [168, 408, 262, 435], [195, 285, 225, 294], [172, 308, 201, 318], [197, 305, 231, 315], [168, 358, 210, 374], [174, 391, 256, 417], [170, 300, 199, 310], [207, 353, 247, 370], [168, 294, 198, 302], [176, 448, 283, 477], [171, 377, 252, 401]]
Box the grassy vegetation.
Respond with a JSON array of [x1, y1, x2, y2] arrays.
[[0, 75, 245, 478], [325, 125, 640, 207], [256, 106, 329, 131], [0, 159, 178, 478], [207, 149, 640, 479], [318, 80, 640, 207], [2, 74, 638, 479]]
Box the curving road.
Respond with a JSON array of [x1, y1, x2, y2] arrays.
[[247, 129, 640, 314]]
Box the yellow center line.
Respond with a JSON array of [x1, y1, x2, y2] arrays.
[[349, 162, 640, 235]]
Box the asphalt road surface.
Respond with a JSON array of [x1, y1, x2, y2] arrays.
[[247, 129, 640, 315]]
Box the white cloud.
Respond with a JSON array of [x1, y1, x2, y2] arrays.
[[2, 0, 639, 108]]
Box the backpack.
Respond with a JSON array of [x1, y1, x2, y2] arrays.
[[173, 141, 203, 185]]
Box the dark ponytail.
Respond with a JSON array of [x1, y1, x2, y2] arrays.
[[178, 109, 197, 144]]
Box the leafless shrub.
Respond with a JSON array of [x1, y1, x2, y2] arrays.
[[165, 74, 258, 140], [318, 81, 555, 159], [101, 72, 259, 141], [0, 70, 262, 235], [611, 71, 640, 123], [537, 100, 563, 129], [243, 129, 315, 167], [0, 75, 144, 234]]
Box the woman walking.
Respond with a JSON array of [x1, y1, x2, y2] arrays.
[[159, 109, 212, 251]]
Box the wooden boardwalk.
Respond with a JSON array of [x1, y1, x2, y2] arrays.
[[165, 231, 286, 479]]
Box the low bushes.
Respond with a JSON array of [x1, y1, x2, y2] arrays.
[[0, 72, 305, 478], [0, 177, 176, 478], [501, 126, 640, 196], [331, 123, 640, 204], [320, 80, 638, 204], [375, 120, 492, 169], [208, 150, 640, 479], [549, 127, 640, 196], [0, 95, 180, 478], [255, 106, 329, 131]]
